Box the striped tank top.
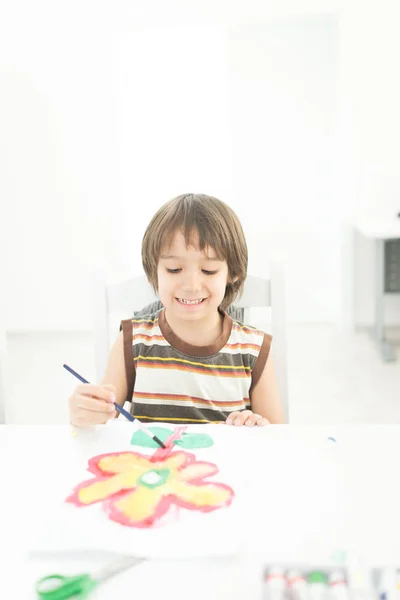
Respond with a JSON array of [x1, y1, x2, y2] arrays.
[[120, 308, 272, 424]]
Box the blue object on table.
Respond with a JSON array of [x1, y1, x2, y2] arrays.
[[62, 364, 166, 448]]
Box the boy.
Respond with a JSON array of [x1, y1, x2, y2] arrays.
[[69, 193, 284, 426]]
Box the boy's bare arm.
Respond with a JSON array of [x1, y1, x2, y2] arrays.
[[100, 331, 129, 407], [250, 354, 285, 424]]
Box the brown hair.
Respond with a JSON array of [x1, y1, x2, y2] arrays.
[[142, 193, 248, 310]]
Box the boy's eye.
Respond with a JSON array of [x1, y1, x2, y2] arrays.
[[165, 268, 218, 275]]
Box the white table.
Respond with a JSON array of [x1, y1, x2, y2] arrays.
[[1, 422, 400, 599], [356, 217, 400, 361]]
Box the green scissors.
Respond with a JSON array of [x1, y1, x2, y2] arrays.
[[35, 556, 145, 599]]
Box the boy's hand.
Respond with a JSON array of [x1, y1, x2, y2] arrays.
[[225, 410, 269, 427], [68, 384, 117, 427]]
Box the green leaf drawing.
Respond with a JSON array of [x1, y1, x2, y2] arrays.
[[130, 427, 214, 449]]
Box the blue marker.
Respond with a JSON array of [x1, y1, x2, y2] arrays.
[[63, 364, 166, 449], [378, 568, 397, 600]]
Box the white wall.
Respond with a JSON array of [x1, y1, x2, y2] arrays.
[[2, 0, 399, 332], [338, 0, 400, 328], [112, 26, 234, 275], [228, 17, 340, 323], [1, 2, 119, 330], [114, 17, 339, 326]]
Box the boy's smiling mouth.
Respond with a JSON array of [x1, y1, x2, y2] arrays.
[[176, 298, 206, 305]]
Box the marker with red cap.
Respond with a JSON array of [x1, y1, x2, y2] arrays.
[[287, 570, 309, 600], [264, 567, 288, 600], [329, 570, 350, 600]]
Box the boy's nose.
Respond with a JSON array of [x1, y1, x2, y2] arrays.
[[182, 272, 202, 291]]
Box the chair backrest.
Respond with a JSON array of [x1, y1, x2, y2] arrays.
[[92, 267, 288, 421]]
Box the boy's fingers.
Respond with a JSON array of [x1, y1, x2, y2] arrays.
[[73, 409, 114, 426], [75, 384, 116, 402], [102, 383, 117, 396], [245, 413, 259, 426], [245, 413, 269, 426], [75, 395, 116, 413], [234, 410, 253, 426], [227, 410, 255, 426], [226, 410, 269, 427], [106, 408, 117, 420], [226, 411, 240, 425]]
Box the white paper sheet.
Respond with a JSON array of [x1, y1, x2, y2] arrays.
[[25, 423, 347, 562], [28, 423, 252, 559]]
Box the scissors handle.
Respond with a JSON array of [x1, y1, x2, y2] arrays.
[[36, 573, 97, 599]]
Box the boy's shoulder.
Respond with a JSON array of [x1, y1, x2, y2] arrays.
[[227, 315, 271, 345], [120, 310, 161, 336], [229, 315, 264, 334], [133, 300, 163, 318], [131, 309, 162, 327]]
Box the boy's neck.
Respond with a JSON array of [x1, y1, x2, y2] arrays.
[[163, 309, 224, 348]]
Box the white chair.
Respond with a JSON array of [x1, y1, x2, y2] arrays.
[[92, 268, 289, 421]]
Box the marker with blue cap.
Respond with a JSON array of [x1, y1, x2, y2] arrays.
[[63, 363, 166, 449]]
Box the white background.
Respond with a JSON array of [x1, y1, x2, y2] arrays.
[[1, 0, 400, 332]]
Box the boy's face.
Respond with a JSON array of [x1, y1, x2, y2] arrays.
[[157, 230, 229, 322]]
